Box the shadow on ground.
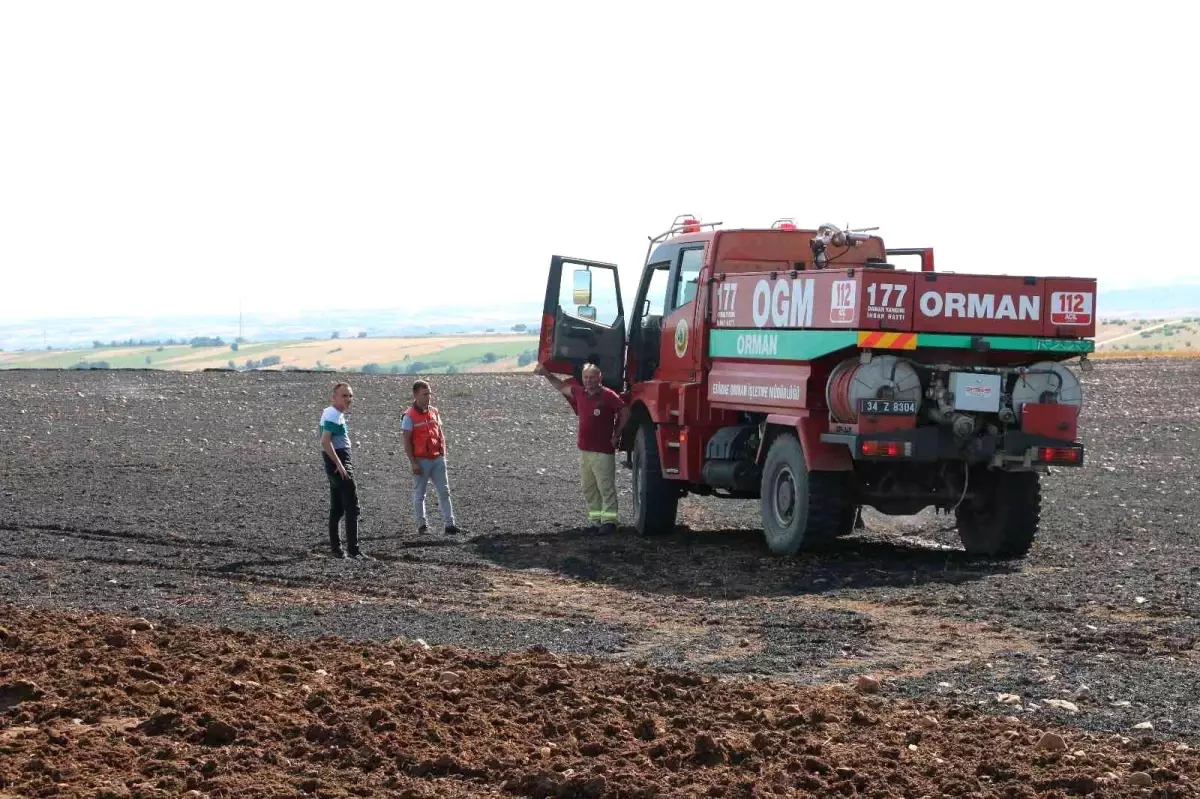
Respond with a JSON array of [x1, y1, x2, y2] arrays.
[[472, 524, 1018, 599]]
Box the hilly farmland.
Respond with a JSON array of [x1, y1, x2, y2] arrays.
[[0, 334, 540, 375]]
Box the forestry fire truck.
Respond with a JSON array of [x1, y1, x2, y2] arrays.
[[537, 216, 1095, 558]]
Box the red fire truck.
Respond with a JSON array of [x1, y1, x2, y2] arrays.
[[538, 216, 1094, 558]]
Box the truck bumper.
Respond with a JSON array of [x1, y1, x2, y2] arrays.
[[820, 427, 1085, 467]]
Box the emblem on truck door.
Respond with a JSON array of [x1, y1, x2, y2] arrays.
[[674, 318, 690, 358]]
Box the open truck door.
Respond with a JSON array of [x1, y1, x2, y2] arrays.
[[538, 255, 626, 392]]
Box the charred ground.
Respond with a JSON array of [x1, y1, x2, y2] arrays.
[[1, 361, 1198, 795]]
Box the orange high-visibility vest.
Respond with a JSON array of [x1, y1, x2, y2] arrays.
[[406, 405, 446, 459]]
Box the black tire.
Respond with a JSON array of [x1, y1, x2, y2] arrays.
[[955, 469, 1040, 558], [631, 423, 678, 536], [835, 500, 861, 538], [810, 473, 857, 543], [759, 432, 848, 555]]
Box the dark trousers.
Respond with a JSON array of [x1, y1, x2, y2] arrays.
[[324, 449, 360, 555]]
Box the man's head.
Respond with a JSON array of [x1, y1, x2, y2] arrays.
[[331, 382, 353, 412], [412, 379, 431, 409], [582, 363, 602, 393]]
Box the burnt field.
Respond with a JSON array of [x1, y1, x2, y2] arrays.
[[2, 360, 1200, 797]]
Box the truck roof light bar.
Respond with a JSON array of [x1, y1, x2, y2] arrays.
[[657, 214, 721, 239], [643, 215, 724, 268]]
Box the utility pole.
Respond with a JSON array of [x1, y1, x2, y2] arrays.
[[238, 300, 243, 342]]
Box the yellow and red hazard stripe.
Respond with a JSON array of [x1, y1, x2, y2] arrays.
[[857, 331, 918, 350]]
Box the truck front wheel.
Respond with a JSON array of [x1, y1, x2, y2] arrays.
[[631, 423, 678, 536], [759, 432, 846, 555], [955, 469, 1040, 558]]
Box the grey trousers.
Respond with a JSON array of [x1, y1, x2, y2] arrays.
[[413, 456, 455, 527]]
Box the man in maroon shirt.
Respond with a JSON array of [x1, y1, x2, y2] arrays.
[[535, 362, 630, 533]]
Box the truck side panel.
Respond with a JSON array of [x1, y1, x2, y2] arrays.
[[857, 272, 917, 331], [913, 274, 1048, 337], [1041, 278, 1098, 338], [711, 269, 1097, 339], [707, 362, 811, 410], [710, 269, 863, 331]]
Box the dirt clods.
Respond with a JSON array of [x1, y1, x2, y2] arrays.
[[0, 679, 42, 710], [2, 362, 1200, 795], [1036, 732, 1068, 752], [0, 605, 1197, 797]]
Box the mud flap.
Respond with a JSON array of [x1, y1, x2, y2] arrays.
[[760, 414, 852, 472]]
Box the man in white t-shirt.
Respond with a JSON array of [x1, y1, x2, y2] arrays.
[[318, 382, 369, 559]]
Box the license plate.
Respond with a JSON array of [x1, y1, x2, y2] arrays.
[[859, 398, 917, 415]]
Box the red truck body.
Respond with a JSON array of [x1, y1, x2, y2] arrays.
[[539, 218, 1095, 558]]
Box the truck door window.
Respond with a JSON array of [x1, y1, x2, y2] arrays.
[[671, 248, 704, 310], [557, 265, 621, 326], [644, 264, 670, 318]]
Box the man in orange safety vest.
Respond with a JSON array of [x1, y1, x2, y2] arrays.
[[402, 379, 460, 535]]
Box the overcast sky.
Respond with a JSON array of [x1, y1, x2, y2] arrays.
[[2, 2, 1195, 322]]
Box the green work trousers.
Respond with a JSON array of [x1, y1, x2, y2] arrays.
[[580, 450, 618, 525]]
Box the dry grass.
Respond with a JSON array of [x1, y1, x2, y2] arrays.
[[1093, 322, 1129, 342], [1089, 349, 1200, 360], [277, 337, 503, 368]]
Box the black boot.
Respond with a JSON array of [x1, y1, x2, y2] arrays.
[[329, 518, 344, 557], [345, 520, 361, 557]]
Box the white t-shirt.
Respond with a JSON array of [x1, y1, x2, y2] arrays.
[[319, 406, 350, 450]]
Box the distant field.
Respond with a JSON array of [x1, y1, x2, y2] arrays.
[[1095, 318, 1200, 354], [5, 318, 1199, 373], [0, 334, 540, 374]]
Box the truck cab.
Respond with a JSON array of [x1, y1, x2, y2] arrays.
[[539, 216, 714, 391], [538, 215, 1095, 559]]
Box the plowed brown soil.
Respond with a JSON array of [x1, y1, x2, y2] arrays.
[[2, 360, 1200, 796], [2, 606, 1196, 798]]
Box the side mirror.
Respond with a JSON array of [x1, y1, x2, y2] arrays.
[[572, 269, 593, 306], [577, 305, 597, 321]]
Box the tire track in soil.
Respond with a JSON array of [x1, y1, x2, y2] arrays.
[[484, 570, 1033, 680]]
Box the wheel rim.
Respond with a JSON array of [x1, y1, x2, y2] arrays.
[[772, 465, 796, 527]]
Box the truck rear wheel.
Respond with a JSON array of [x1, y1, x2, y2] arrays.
[[955, 469, 1040, 558], [631, 423, 678, 536], [836, 500, 862, 538], [759, 432, 846, 555]]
